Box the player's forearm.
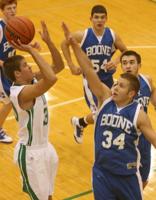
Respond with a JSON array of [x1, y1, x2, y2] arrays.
[[46, 40, 64, 73], [61, 41, 74, 66], [29, 48, 57, 83]]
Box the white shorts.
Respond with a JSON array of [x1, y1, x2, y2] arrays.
[[14, 142, 59, 200]]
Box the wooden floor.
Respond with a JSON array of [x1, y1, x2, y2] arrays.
[[0, 0, 156, 199]]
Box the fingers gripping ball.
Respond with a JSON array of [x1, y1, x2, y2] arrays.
[[5, 16, 35, 44]]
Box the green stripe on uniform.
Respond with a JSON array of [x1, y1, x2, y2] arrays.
[[12, 103, 19, 121], [18, 144, 39, 200], [26, 109, 34, 145], [63, 190, 93, 200]]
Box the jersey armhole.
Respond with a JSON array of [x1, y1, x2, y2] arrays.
[[97, 97, 112, 116], [80, 29, 88, 47], [133, 103, 142, 136], [139, 74, 152, 92], [0, 25, 3, 44], [110, 28, 116, 43]]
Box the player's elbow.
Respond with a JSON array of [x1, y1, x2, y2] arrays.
[[57, 61, 65, 73], [47, 75, 58, 87], [51, 76, 58, 85]]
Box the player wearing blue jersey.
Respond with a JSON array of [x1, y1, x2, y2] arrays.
[[62, 23, 156, 200], [4, 21, 64, 200], [0, 0, 17, 143], [61, 5, 127, 144], [120, 50, 156, 188]]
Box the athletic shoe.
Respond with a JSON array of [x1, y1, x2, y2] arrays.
[[0, 129, 13, 143], [71, 117, 83, 144]]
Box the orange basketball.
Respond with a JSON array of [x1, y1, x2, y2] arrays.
[[4, 16, 35, 45]]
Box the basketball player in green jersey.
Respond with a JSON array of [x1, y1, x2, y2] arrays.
[[4, 21, 64, 200]]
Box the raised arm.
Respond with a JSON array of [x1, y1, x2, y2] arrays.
[[10, 41, 57, 106], [61, 30, 83, 75], [62, 22, 111, 106], [137, 109, 156, 148], [39, 21, 64, 74]]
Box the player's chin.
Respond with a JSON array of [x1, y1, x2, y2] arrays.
[[8, 14, 15, 19]]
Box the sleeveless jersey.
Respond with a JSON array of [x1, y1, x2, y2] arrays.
[[0, 19, 15, 101], [94, 98, 141, 175], [0, 19, 15, 61], [135, 74, 151, 113], [10, 83, 49, 146], [81, 27, 116, 82]]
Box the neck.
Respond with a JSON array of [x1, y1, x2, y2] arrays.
[[15, 80, 32, 85], [92, 27, 104, 36], [115, 99, 133, 108]]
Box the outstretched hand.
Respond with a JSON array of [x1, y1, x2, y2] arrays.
[[62, 22, 77, 45], [39, 21, 51, 43]]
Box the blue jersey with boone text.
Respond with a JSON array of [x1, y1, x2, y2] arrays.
[[81, 27, 116, 82], [0, 19, 15, 61], [94, 98, 141, 175], [0, 19, 15, 97]]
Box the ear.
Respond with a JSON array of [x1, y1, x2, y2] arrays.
[[14, 70, 21, 79], [138, 63, 141, 69], [128, 90, 136, 99]]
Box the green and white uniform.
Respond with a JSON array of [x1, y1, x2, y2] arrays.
[[10, 83, 58, 200]]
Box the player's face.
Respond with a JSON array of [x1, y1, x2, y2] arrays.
[[111, 77, 134, 105], [2, 3, 17, 20], [90, 13, 107, 31], [19, 59, 33, 83], [121, 55, 140, 76]]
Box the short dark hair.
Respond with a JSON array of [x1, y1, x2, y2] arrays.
[[3, 55, 24, 82], [120, 50, 141, 64], [0, 0, 17, 10], [91, 5, 107, 16], [120, 73, 140, 96]]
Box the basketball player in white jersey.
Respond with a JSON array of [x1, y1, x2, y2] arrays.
[[3, 21, 64, 200], [61, 5, 127, 144]]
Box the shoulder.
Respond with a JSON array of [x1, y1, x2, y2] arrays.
[[72, 30, 85, 43], [141, 74, 153, 88], [10, 85, 25, 99]]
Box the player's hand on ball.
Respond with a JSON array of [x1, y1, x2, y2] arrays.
[[10, 39, 34, 52]]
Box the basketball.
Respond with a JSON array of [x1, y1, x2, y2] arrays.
[[4, 16, 35, 45]]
